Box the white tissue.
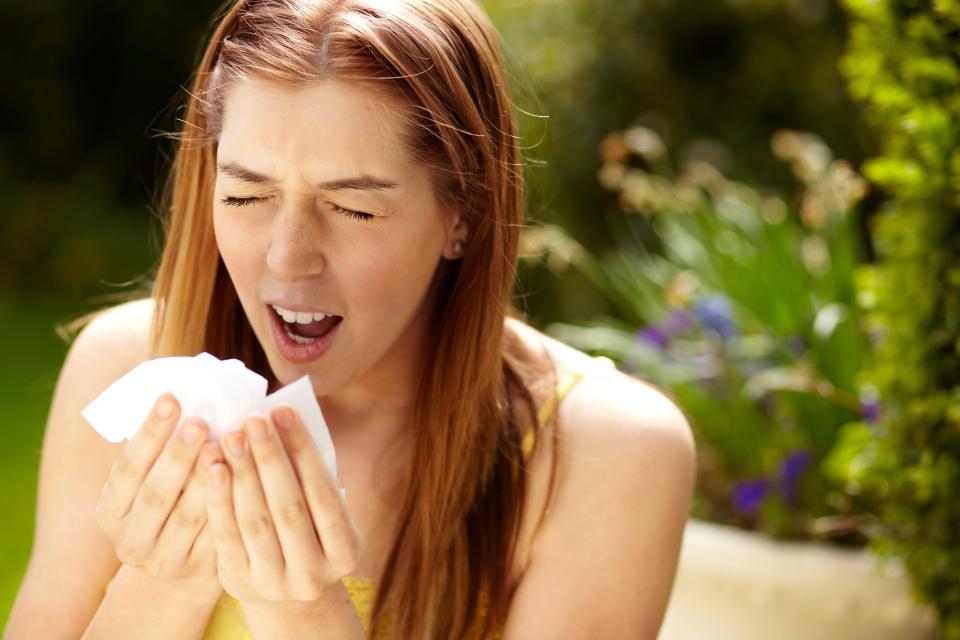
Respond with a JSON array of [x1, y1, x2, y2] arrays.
[[81, 352, 345, 498]]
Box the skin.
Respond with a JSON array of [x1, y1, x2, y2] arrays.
[[212, 77, 466, 458], [198, 77, 473, 605], [88, 76, 695, 634], [96, 77, 475, 610]]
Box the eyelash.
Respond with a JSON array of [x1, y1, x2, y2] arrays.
[[218, 196, 375, 222]]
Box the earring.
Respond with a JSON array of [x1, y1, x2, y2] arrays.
[[452, 239, 465, 257]]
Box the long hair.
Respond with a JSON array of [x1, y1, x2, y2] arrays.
[[63, 1, 563, 637]]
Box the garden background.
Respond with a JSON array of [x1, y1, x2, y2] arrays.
[[3, 0, 955, 635]]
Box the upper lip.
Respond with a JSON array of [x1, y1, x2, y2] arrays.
[[265, 299, 342, 316]]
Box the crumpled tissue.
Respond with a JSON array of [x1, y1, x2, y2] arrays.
[[80, 352, 345, 498]]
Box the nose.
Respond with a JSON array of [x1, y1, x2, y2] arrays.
[[265, 202, 326, 282]]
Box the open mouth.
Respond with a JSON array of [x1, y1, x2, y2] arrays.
[[271, 306, 343, 344]]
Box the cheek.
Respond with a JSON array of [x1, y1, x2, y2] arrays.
[[349, 222, 443, 314], [212, 209, 265, 290]]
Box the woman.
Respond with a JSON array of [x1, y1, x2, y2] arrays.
[[5, 0, 695, 638]]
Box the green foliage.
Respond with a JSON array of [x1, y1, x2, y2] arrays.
[[482, 0, 874, 326], [522, 128, 878, 543], [822, 0, 960, 634]]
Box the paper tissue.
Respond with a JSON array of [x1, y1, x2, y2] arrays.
[[80, 352, 345, 498]]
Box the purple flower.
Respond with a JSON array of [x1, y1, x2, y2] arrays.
[[693, 294, 739, 340], [776, 448, 812, 507], [731, 477, 770, 516], [636, 325, 671, 349], [860, 396, 881, 423], [669, 308, 694, 333]]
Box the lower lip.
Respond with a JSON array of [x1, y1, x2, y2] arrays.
[[268, 306, 343, 364]]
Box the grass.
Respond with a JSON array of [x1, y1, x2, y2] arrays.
[[0, 296, 75, 628]]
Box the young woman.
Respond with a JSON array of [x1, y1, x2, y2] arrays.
[[5, 0, 695, 638]]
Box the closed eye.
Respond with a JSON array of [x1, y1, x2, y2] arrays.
[[218, 196, 376, 222]]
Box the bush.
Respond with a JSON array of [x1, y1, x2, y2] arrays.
[[823, 0, 960, 636]]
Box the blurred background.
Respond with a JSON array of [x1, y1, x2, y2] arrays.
[[3, 0, 957, 636]]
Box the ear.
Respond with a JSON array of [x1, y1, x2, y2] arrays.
[[444, 211, 467, 240]]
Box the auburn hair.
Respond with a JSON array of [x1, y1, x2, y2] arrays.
[[63, 0, 563, 637]]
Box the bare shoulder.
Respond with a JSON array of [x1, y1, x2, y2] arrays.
[[48, 294, 155, 464], [502, 318, 696, 638], [505, 315, 695, 447], [5, 296, 156, 638]]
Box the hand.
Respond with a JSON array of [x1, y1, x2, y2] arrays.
[[95, 393, 224, 598], [204, 404, 361, 605]]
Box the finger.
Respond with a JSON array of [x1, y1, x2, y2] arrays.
[[220, 426, 284, 582], [205, 460, 249, 574], [244, 415, 325, 573], [152, 443, 220, 568], [123, 416, 209, 557], [272, 404, 359, 571], [97, 393, 181, 527]]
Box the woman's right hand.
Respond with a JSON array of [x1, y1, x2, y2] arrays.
[[95, 393, 225, 598]]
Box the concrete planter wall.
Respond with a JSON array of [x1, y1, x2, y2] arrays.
[[658, 519, 941, 640]]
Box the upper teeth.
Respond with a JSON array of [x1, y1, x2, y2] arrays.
[[272, 304, 330, 324]]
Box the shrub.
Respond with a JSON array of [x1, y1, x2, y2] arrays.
[[822, 0, 960, 635]]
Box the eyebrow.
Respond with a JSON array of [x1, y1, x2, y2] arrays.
[[216, 161, 400, 191]]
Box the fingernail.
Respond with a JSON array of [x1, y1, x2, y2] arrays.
[[274, 407, 294, 430], [226, 432, 246, 456], [180, 419, 203, 444], [248, 418, 269, 443], [156, 396, 175, 420]]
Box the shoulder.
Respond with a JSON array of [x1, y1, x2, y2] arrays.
[[548, 361, 696, 543], [8, 297, 157, 635], [562, 364, 696, 471], [505, 315, 695, 456], [50, 295, 157, 465], [74, 296, 155, 352], [502, 320, 696, 637]]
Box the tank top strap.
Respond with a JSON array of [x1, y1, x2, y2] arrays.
[[520, 355, 615, 460]]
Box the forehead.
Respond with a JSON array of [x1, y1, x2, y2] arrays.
[[216, 78, 414, 177]]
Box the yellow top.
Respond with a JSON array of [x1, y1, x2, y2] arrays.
[[108, 356, 615, 639]]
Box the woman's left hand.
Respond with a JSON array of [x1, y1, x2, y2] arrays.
[[204, 405, 361, 605]]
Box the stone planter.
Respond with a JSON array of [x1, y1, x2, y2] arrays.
[[658, 518, 941, 640]]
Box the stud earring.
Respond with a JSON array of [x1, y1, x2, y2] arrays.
[[452, 239, 465, 257]]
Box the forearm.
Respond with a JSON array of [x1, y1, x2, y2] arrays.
[[82, 564, 223, 640], [240, 581, 365, 640]]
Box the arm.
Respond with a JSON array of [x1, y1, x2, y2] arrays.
[[3, 298, 219, 639], [239, 582, 364, 640], [81, 564, 222, 640], [501, 373, 696, 640], [4, 300, 150, 639]]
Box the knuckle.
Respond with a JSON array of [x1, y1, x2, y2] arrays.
[[139, 481, 170, 512], [255, 445, 282, 466], [114, 450, 140, 481], [116, 539, 146, 565], [229, 464, 248, 482], [170, 505, 204, 531], [169, 441, 198, 466], [276, 500, 308, 527], [333, 552, 358, 578], [314, 487, 338, 510], [146, 556, 169, 578], [294, 576, 323, 601], [239, 513, 273, 539], [143, 417, 172, 441], [284, 430, 311, 456]]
